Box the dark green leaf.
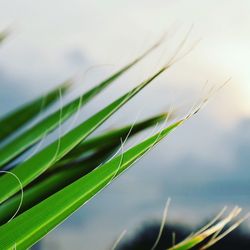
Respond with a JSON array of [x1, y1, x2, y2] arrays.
[[0, 120, 183, 249], [0, 81, 71, 141]]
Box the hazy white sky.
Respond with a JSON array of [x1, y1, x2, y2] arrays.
[[1, 0, 250, 119]]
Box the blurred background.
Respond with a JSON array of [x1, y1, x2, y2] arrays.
[[0, 0, 250, 249]]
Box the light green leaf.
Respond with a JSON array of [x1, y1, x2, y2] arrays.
[[0, 114, 168, 222], [0, 120, 183, 249], [0, 40, 161, 168], [0, 66, 167, 204], [168, 207, 246, 250], [58, 113, 169, 165], [0, 81, 70, 142], [0, 146, 113, 225]]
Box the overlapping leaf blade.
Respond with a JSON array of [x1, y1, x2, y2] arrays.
[[0, 81, 70, 141], [0, 114, 168, 223], [0, 147, 112, 225], [58, 113, 169, 165], [0, 41, 160, 168], [0, 120, 183, 249], [0, 66, 166, 203]]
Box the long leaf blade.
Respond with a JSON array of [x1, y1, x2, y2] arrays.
[[0, 41, 161, 168], [0, 120, 183, 249], [0, 146, 114, 224], [0, 67, 166, 203], [0, 81, 70, 141], [59, 113, 169, 165], [0, 114, 168, 222]]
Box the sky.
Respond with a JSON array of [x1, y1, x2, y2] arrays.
[[0, 0, 250, 249]]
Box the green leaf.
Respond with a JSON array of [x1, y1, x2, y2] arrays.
[[0, 41, 161, 168], [169, 237, 203, 250], [0, 120, 183, 249], [0, 146, 114, 225], [0, 66, 167, 204], [0, 114, 168, 223], [58, 113, 169, 165], [0, 81, 70, 142], [168, 207, 246, 250]]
